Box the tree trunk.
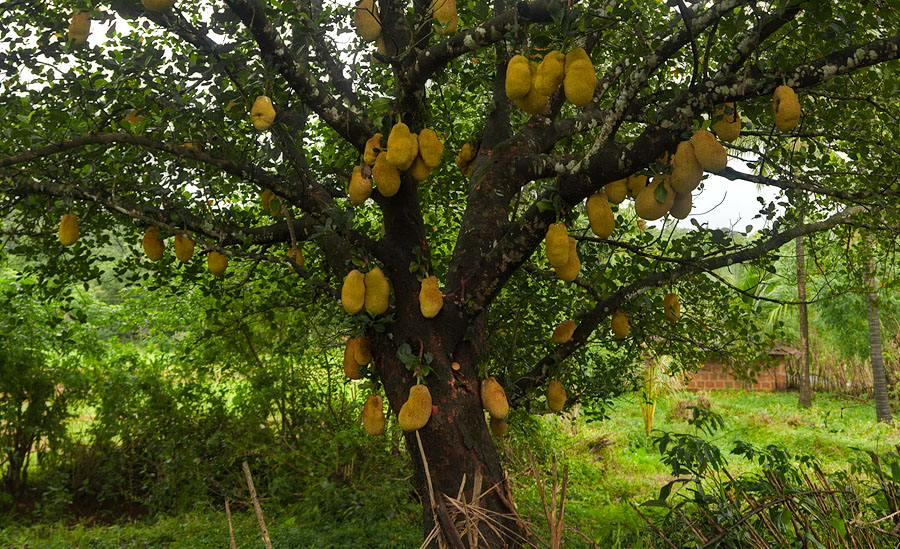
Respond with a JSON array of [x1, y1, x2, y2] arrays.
[[865, 237, 892, 422], [796, 235, 812, 408]]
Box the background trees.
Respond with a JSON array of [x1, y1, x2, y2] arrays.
[[2, 0, 900, 545]]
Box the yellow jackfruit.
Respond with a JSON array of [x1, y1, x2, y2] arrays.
[[418, 129, 444, 168], [663, 293, 681, 322], [431, 0, 458, 36], [398, 384, 432, 432], [141, 0, 176, 11], [341, 269, 366, 315], [712, 103, 741, 142], [489, 416, 508, 436], [611, 310, 629, 340], [772, 85, 801, 131], [362, 394, 385, 435], [387, 123, 415, 169], [365, 267, 390, 316], [123, 109, 145, 125], [408, 156, 431, 182], [670, 191, 692, 220], [605, 178, 628, 204], [480, 377, 509, 419], [563, 48, 597, 107], [555, 237, 580, 282], [547, 380, 566, 412], [250, 95, 276, 131], [627, 174, 648, 198], [353, 0, 381, 42], [456, 142, 476, 175], [670, 141, 703, 194], [260, 188, 283, 216], [535, 50, 565, 96], [397, 133, 419, 172], [690, 130, 727, 173], [67, 12, 90, 46], [372, 37, 388, 64], [364, 133, 382, 165], [505, 55, 532, 100], [551, 320, 576, 344], [545, 223, 569, 269], [207, 251, 228, 276], [173, 232, 194, 262], [354, 335, 372, 365], [372, 152, 401, 197], [514, 62, 548, 116], [349, 166, 373, 205], [635, 176, 675, 221], [59, 214, 79, 246], [142, 227, 164, 261], [344, 338, 363, 380], [287, 246, 304, 272], [586, 193, 614, 238], [419, 276, 443, 319]]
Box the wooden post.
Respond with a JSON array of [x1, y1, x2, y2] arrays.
[[242, 461, 273, 549]]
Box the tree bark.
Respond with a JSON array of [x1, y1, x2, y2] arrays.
[[865, 237, 892, 423], [796, 234, 812, 408]]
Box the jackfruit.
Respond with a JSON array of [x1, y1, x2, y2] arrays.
[[142, 227, 164, 261], [250, 96, 276, 131], [362, 394, 385, 435], [67, 12, 90, 46], [514, 62, 548, 116], [555, 237, 580, 282], [586, 193, 614, 238], [207, 251, 228, 276], [480, 377, 509, 419], [772, 85, 801, 131], [372, 37, 387, 63], [354, 335, 372, 365], [343, 338, 363, 380], [387, 123, 415, 169], [398, 384, 432, 431], [365, 267, 390, 315], [611, 310, 629, 339], [364, 133, 383, 165], [397, 133, 419, 172], [670, 191, 692, 220], [353, 0, 381, 42], [545, 223, 569, 269], [419, 276, 443, 318], [627, 174, 648, 198], [418, 129, 444, 168], [663, 293, 681, 321], [547, 380, 566, 412], [712, 103, 740, 142], [260, 188, 282, 216], [551, 320, 576, 344], [431, 0, 458, 36], [670, 141, 703, 194], [141, 0, 176, 11], [349, 166, 373, 205], [123, 109, 145, 125], [372, 152, 401, 197], [408, 156, 431, 182], [59, 214, 79, 246], [174, 232, 194, 262], [605, 178, 628, 204], [489, 416, 508, 436], [690, 130, 727, 173], [341, 269, 366, 314], [535, 50, 565, 96], [456, 142, 476, 176], [635, 176, 675, 221], [505, 55, 532, 100], [287, 246, 304, 272], [563, 47, 597, 107]]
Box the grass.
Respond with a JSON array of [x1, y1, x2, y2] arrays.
[[3, 389, 896, 548]]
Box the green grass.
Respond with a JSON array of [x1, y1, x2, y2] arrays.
[[3, 390, 896, 548]]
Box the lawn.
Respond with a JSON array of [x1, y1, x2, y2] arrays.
[[3, 389, 894, 548]]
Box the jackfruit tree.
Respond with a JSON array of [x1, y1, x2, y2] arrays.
[[2, 0, 900, 545]]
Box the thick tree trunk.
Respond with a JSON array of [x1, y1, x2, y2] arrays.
[[864, 238, 892, 423], [796, 235, 812, 408]]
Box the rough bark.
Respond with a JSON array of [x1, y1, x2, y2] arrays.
[[865, 237, 892, 423], [796, 234, 812, 408]]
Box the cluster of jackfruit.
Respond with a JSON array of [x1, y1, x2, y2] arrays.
[[481, 376, 509, 436], [544, 223, 581, 282], [357, 125, 444, 200], [455, 142, 476, 177], [341, 267, 390, 316], [343, 335, 372, 380], [505, 47, 597, 115]]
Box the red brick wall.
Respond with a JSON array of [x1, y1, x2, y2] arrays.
[[685, 359, 787, 392]]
